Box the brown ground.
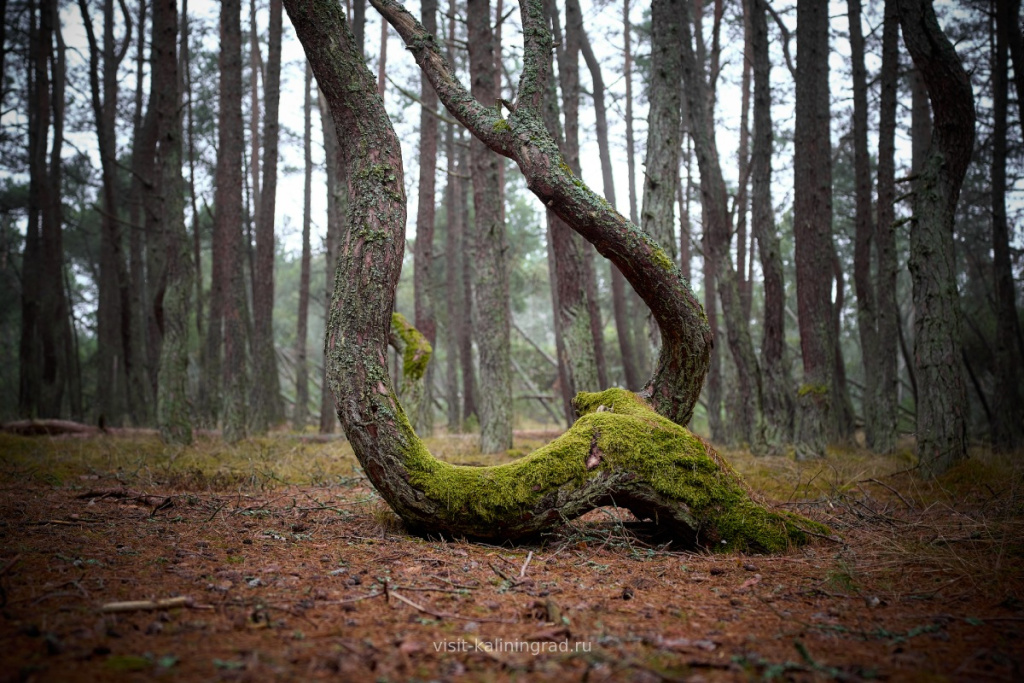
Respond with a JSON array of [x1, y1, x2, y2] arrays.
[[0, 431, 1022, 682]]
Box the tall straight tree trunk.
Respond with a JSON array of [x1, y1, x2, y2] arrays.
[[295, 63, 314, 430], [641, 0, 681, 263], [793, 0, 834, 458], [543, 0, 598, 422], [78, 0, 131, 425], [26, 0, 72, 418], [457, 142, 478, 424], [467, 0, 511, 453], [319, 89, 345, 434], [622, 0, 649, 380], [1005, 0, 1024, 135], [127, 0, 152, 425], [413, 0, 438, 435], [991, 0, 1023, 450], [20, 0, 45, 418], [872, 0, 900, 454], [443, 123, 461, 431], [561, 0, 607, 388], [153, 0, 193, 444], [443, 1, 461, 431], [736, 0, 752, 321], [251, 0, 284, 433], [578, 2, 638, 390], [678, 0, 763, 450], [750, 0, 793, 449], [218, 0, 248, 443], [849, 0, 880, 449], [248, 0, 262, 234], [898, 0, 974, 477]]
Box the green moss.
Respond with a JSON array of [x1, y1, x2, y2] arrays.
[[395, 387, 829, 552], [492, 119, 512, 133], [391, 312, 432, 382], [650, 245, 675, 272], [798, 383, 829, 397]]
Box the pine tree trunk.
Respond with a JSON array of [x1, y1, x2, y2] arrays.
[[412, 0, 439, 435], [898, 0, 974, 477], [221, 0, 249, 444], [872, 0, 900, 454], [153, 0, 193, 445], [318, 89, 345, 434], [793, 0, 834, 459], [542, 0, 598, 419], [251, 0, 284, 433], [750, 0, 793, 450], [562, 0, 607, 389], [622, 0, 650, 381], [127, 0, 152, 426], [679, 0, 763, 450], [640, 0, 681, 266], [79, 0, 129, 425], [578, 9, 639, 390], [283, 0, 826, 550], [467, 0, 512, 453], [295, 63, 314, 431], [991, 0, 1023, 450]]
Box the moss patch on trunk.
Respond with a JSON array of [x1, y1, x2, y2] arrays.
[[394, 387, 830, 552]]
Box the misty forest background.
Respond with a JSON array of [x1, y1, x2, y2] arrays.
[[0, 0, 1021, 473]]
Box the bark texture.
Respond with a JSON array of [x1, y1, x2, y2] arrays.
[[750, 0, 793, 449], [413, 0, 438, 435], [678, 0, 764, 451], [283, 0, 826, 549], [251, 0, 284, 434], [897, 0, 974, 477], [466, 0, 512, 453], [991, 0, 1023, 450], [792, 0, 834, 458], [152, 0, 193, 444], [295, 62, 314, 430], [872, 0, 900, 454]]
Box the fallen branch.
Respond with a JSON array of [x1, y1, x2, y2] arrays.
[[100, 596, 194, 613]]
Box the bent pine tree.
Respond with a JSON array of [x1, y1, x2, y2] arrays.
[[283, 0, 828, 551]]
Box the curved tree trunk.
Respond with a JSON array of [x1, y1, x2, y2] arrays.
[[279, 0, 826, 550], [897, 0, 974, 477]]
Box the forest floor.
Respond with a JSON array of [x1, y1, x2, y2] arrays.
[[0, 428, 1022, 682]]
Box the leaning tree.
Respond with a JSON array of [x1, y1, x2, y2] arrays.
[[282, 0, 828, 551]]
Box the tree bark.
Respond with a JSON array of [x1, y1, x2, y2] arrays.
[[641, 0, 681, 266], [466, 0, 512, 453], [871, 0, 900, 454], [622, 0, 650, 381], [251, 0, 284, 433], [152, 0, 193, 444], [542, 0, 598, 424], [897, 0, 974, 477], [578, 4, 639, 391], [294, 62, 314, 431], [560, 0, 607, 389], [679, 0, 763, 450], [413, 0, 438, 435], [849, 0, 880, 449], [79, 0, 131, 426], [991, 0, 1023, 450], [750, 0, 793, 449], [220, 0, 249, 443], [283, 0, 825, 550], [793, 0, 834, 458], [318, 89, 345, 434], [127, 0, 153, 426]]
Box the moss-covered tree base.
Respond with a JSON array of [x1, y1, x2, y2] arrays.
[[392, 388, 829, 553]]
